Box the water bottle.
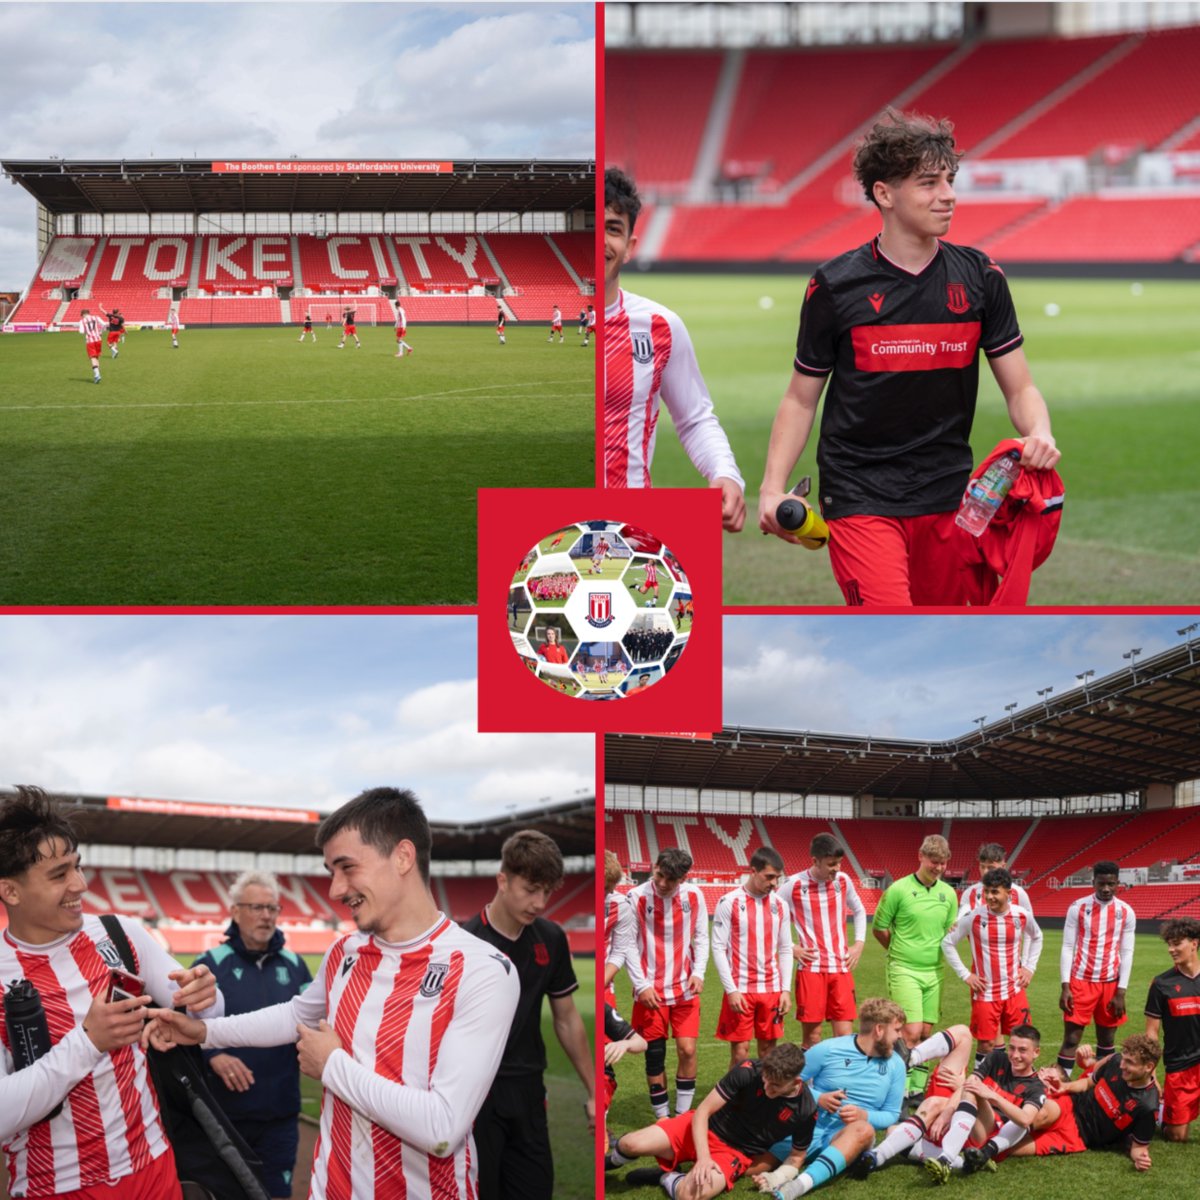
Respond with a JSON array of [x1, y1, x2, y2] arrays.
[[956, 450, 1021, 537], [775, 498, 830, 550], [4, 979, 63, 1119]]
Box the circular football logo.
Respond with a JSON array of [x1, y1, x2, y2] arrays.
[[508, 522, 692, 699]]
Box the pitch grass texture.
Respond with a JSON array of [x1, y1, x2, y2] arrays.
[[0, 325, 593, 605], [606, 929, 1197, 1200], [638, 277, 1200, 605]]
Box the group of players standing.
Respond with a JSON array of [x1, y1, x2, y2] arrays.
[[77, 305, 180, 382], [603, 834, 1200, 1199]]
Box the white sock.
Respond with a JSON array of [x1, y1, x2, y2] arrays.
[[987, 1119, 1026, 1155], [910, 1030, 956, 1066], [874, 1117, 924, 1166], [660, 1171, 684, 1198], [652, 1101, 669, 1119], [938, 1104, 978, 1163], [777, 1173, 813, 1199]]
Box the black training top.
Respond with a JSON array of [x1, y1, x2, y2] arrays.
[[1145, 965, 1200, 1072], [1073, 1054, 1159, 1148], [709, 1059, 817, 1157], [794, 237, 1023, 519]]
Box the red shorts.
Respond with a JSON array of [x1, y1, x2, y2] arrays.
[[716, 992, 786, 1042], [1065, 978, 1128, 1028], [1163, 1063, 1200, 1126], [344, 324, 356, 336], [827, 511, 984, 607], [604, 1066, 617, 1109], [926, 1065, 960, 1101], [106, 330, 121, 345], [552, 322, 562, 331], [795, 970, 857, 1023], [69, 1147, 182, 1199], [86, 340, 102, 358], [656, 1111, 751, 1191], [1033, 1093, 1086, 1155], [970, 992, 1031, 1041], [633, 997, 700, 1041], [395, 328, 406, 339]]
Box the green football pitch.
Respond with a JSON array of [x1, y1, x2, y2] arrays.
[[638, 276, 1200, 605], [0, 325, 594, 605], [606, 928, 1198, 1199]]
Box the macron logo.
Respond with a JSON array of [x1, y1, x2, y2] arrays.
[[868, 292, 885, 313]]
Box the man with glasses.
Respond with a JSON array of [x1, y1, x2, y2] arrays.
[[194, 870, 313, 1197]]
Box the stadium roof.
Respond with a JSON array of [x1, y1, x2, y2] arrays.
[[11, 792, 595, 859], [607, 638, 1200, 802], [0, 158, 595, 216]]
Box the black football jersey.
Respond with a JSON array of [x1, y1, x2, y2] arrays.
[[1145, 965, 1200, 1072], [976, 1048, 1046, 1111], [708, 1059, 817, 1157], [462, 909, 577, 1079], [794, 237, 1023, 519], [1073, 1054, 1159, 1148]]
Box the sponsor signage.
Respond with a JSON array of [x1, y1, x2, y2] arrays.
[[107, 795, 319, 823], [212, 161, 453, 174]]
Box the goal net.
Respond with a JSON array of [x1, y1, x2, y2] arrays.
[[305, 301, 385, 326]]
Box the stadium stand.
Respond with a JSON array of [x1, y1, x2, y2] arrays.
[[609, 23, 1200, 265]]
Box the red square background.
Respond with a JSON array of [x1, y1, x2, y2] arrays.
[[478, 487, 723, 732]]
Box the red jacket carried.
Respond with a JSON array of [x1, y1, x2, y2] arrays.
[[957, 438, 1064, 605]]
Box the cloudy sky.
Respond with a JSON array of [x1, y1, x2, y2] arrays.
[[724, 613, 1200, 740], [0, 614, 594, 818], [0, 1, 595, 287]]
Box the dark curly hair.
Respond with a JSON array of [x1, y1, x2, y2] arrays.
[[853, 109, 962, 207], [0, 786, 79, 879], [605, 166, 642, 233]]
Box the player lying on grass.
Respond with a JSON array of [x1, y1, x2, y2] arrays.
[[605, 1042, 816, 1200], [851, 1022, 1046, 1182], [964, 1034, 1161, 1174]]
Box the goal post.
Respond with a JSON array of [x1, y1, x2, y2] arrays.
[[302, 300, 386, 326]]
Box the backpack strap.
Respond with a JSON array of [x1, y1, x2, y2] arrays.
[[100, 914, 138, 974]]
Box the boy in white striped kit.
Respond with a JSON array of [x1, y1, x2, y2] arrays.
[[1056, 860, 1135, 1074], [712, 846, 793, 1069], [782, 832, 866, 1047], [144, 786, 519, 1200], [627, 847, 709, 1119]]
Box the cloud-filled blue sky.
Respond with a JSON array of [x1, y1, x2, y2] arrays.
[[724, 614, 1200, 740], [0, 2, 595, 287], [0, 614, 593, 819]]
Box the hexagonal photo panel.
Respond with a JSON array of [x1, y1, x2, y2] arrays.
[[512, 520, 691, 700]]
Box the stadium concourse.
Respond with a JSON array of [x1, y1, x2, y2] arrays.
[[605, 637, 1200, 924], [607, 15, 1200, 268], [0, 791, 596, 959], [0, 158, 594, 331]]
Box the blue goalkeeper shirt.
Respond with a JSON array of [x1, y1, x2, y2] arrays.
[[802, 1034, 906, 1135]]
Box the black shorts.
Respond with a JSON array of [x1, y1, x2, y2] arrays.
[[474, 1075, 552, 1200]]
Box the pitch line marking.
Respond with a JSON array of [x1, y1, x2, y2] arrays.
[[0, 381, 592, 414]]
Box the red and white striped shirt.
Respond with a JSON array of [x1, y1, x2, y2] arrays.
[[628, 878, 709, 1005], [605, 891, 646, 992], [166, 311, 180, 331], [78, 314, 105, 343], [943, 903, 1043, 1001], [1061, 894, 1136, 986], [604, 289, 744, 489], [959, 880, 1032, 917], [203, 914, 518, 1200], [395, 306, 407, 330], [711, 885, 793, 994], [0, 914, 224, 1198], [643, 561, 658, 587], [783, 869, 867, 974]]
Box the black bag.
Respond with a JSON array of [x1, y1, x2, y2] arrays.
[[99, 916, 270, 1200]]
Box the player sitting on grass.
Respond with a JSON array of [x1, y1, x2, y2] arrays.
[[758, 997, 908, 1199], [606, 1043, 816, 1200], [963, 1035, 1160, 1174]]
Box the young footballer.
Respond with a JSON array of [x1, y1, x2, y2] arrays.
[[144, 787, 520, 1200], [966, 1036, 1160, 1173], [942, 867, 1042, 1061], [711, 847, 793, 1069], [627, 848, 709, 1119], [872, 835, 957, 1097], [465, 831, 594, 1200], [549, 304, 563, 343], [78, 307, 106, 382], [0, 787, 222, 1199], [167, 306, 181, 347], [758, 109, 1061, 605], [606, 1043, 816, 1200], [782, 833, 866, 1047], [496, 304, 507, 345], [958, 842, 1031, 916], [1057, 860, 1136, 1074], [338, 307, 360, 349], [583, 303, 596, 347], [1144, 916, 1200, 1142], [393, 303, 413, 356], [299, 311, 315, 343], [604, 166, 746, 532]]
